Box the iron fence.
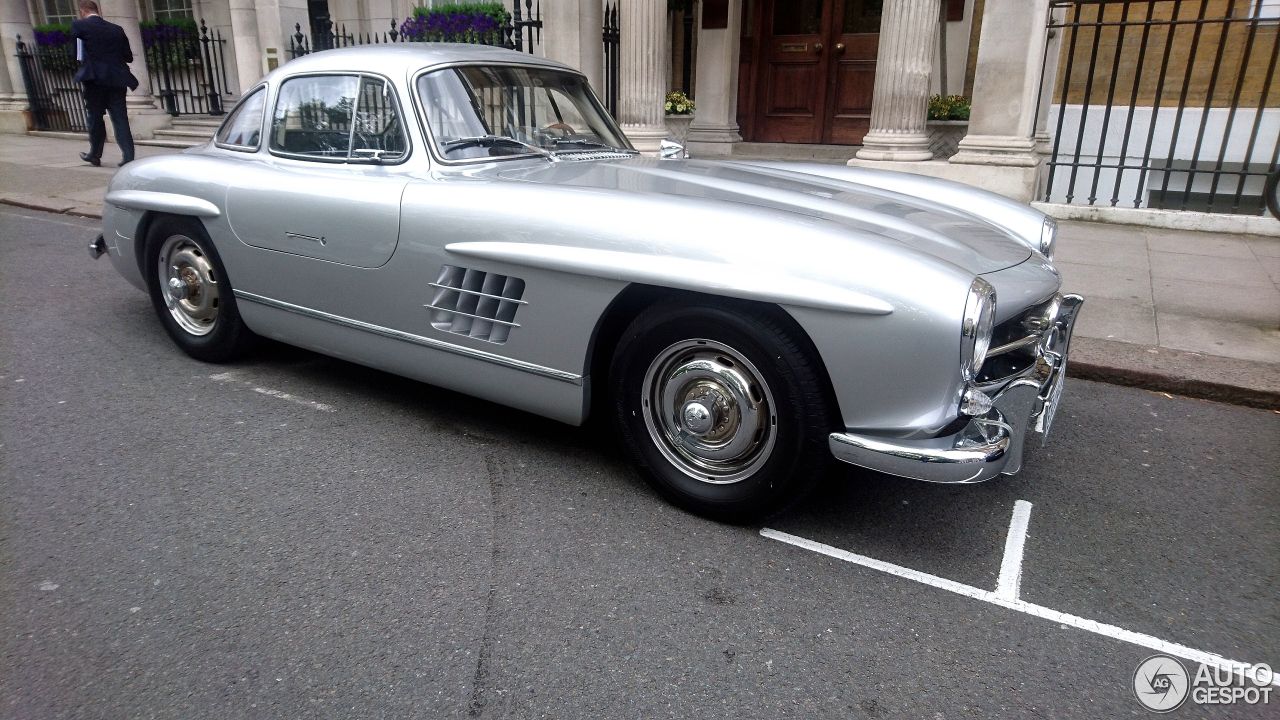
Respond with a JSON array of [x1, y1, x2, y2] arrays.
[[15, 35, 85, 132], [145, 19, 232, 116], [603, 1, 621, 116], [289, 1, 543, 59], [1043, 0, 1280, 215]]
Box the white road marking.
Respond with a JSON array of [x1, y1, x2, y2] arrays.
[[760, 528, 1279, 687], [252, 387, 335, 413], [208, 372, 335, 412], [996, 500, 1033, 600]]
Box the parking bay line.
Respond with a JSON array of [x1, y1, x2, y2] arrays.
[[209, 372, 336, 413], [759, 526, 1279, 686]]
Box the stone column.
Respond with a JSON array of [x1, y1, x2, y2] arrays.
[[685, 0, 743, 157], [543, 0, 604, 90], [1033, 1, 1065, 155], [229, 0, 265, 91], [855, 0, 939, 162], [619, 0, 669, 154], [949, 0, 1052, 168], [0, 0, 33, 110], [0, 0, 34, 122], [99, 0, 156, 110]]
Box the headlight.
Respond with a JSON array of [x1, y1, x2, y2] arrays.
[[961, 278, 997, 381], [1039, 217, 1057, 261]]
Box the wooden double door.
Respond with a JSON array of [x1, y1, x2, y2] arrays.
[[745, 0, 882, 145]]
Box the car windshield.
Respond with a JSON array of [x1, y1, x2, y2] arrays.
[[417, 65, 633, 161]]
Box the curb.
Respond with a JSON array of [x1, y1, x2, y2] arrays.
[[0, 197, 102, 219], [1067, 337, 1280, 411]]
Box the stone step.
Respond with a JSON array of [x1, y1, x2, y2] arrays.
[[154, 128, 215, 140], [171, 118, 224, 129], [729, 142, 857, 163], [135, 138, 202, 149]]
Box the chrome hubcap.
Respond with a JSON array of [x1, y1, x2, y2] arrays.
[[642, 339, 776, 484], [157, 234, 219, 336]]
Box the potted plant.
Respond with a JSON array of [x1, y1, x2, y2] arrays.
[[139, 17, 200, 71], [664, 90, 694, 143], [926, 94, 969, 159], [399, 2, 509, 45], [32, 23, 78, 73]]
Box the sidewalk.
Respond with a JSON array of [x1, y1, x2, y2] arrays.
[[2, 133, 1277, 407]]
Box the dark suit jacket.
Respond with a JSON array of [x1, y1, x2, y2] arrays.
[[71, 15, 138, 90]]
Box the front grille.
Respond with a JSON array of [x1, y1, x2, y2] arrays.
[[426, 265, 526, 344], [975, 296, 1058, 384]]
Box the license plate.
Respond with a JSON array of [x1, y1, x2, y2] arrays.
[[1036, 356, 1068, 438]]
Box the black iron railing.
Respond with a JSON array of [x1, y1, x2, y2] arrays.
[[603, 1, 621, 116], [289, 1, 542, 59], [145, 19, 231, 116], [15, 35, 85, 132], [1043, 0, 1280, 215]]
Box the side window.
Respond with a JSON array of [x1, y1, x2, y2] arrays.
[[269, 74, 407, 162], [269, 74, 360, 160], [215, 86, 266, 150], [351, 77, 408, 161]]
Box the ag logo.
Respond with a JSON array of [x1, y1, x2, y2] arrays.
[[1134, 655, 1190, 712]]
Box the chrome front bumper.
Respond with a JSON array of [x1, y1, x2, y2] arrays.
[[829, 294, 1084, 484]]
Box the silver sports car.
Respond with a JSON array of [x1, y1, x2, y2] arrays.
[[92, 45, 1082, 521]]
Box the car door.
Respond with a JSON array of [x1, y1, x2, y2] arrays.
[[226, 73, 411, 270]]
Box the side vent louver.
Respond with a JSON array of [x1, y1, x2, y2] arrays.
[[427, 265, 526, 344]]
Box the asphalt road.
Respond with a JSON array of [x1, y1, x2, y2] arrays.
[[2, 206, 1277, 719]]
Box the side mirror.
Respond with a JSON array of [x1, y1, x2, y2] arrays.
[[659, 139, 688, 160]]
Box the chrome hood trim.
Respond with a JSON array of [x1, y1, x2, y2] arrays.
[[498, 158, 1033, 275]]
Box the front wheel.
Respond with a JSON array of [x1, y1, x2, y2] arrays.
[[610, 300, 836, 522], [144, 216, 253, 363]]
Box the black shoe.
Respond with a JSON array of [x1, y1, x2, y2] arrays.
[[79, 152, 101, 167], [118, 158, 133, 167]]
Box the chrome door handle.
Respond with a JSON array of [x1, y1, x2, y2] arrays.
[[286, 231, 326, 246]]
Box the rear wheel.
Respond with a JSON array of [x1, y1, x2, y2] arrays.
[[610, 300, 835, 522], [144, 216, 253, 363]]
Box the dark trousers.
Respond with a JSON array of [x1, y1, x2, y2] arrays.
[[83, 83, 134, 162]]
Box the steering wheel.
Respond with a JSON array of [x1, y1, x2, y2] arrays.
[[542, 122, 576, 138]]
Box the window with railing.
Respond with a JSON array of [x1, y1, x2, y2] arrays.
[[41, 0, 76, 24], [151, 0, 193, 20]]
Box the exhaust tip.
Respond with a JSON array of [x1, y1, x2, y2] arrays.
[[89, 235, 107, 260]]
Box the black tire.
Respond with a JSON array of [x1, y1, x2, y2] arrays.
[[609, 299, 836, 523], [144, 216, 254, 363]]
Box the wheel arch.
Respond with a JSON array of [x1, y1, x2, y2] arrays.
[[583, 284, 841, 428], [133, 211, 215, 279]]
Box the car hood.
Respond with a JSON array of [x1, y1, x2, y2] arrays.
[[497, 158, 1033, 274]]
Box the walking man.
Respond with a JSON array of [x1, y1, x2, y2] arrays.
[[72, 0, 138, 167]]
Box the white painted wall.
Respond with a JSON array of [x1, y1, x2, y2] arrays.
[[1044, 104, 1279, 209]]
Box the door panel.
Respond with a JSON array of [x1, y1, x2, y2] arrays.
[[748, 0, 880, 146], [753, 0, 830, 143], [226, 164, 407, 269], [824, 0, 880, 144]]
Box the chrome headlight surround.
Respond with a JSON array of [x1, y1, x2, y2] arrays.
[[961, 278, 997, 381], [1039, 217, 1058, 262]]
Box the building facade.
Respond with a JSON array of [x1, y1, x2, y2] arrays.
[[2, 1, 1276, 214]]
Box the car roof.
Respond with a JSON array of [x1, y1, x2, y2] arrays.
[[265, 44, 578, 82]]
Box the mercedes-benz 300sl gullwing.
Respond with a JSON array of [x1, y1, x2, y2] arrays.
[[91, 45, 1082, 522]]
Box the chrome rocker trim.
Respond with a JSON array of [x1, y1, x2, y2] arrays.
[[829, 294, 1084, 483], [233, 290, 583, 385]]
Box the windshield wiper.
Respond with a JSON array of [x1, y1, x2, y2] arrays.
[[552, 138, 638, 154], [440, 135, 557, 162]]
